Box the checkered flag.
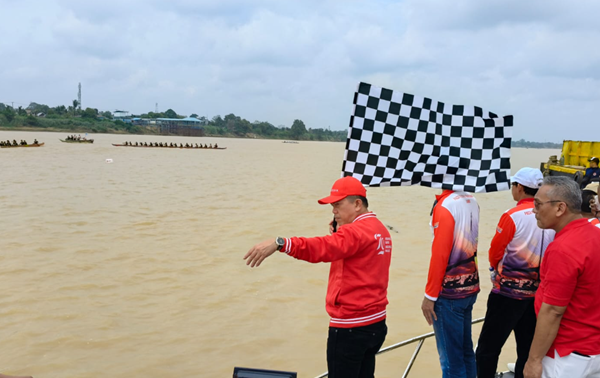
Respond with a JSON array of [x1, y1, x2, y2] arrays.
[[342, 82, 512, 193]]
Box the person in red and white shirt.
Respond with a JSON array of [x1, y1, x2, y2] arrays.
[[421, 189, 480, 377], [244, 176, 392, 378], [523, 176, 600, 378], [476, 167, 554, 378]]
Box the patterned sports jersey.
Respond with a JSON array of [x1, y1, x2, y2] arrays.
[[489, 198, 555, 299], [426, 190, 480, 300]]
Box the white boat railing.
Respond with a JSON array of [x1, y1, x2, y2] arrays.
[[314, 317, 485, 378]]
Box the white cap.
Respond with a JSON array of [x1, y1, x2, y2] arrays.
[[583, 182, 599, 194], [510, 167, 543, 189]]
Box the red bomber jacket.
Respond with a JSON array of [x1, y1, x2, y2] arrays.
[[280, 212, 392, 328]]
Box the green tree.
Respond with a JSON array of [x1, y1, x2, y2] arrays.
[[290, 119, 307, 140], [190, 113, 198, 118], [25, 114, 39, 126], [72, 100, 79, 114], [82, 107, 99, 119], [2, 107, 15, 122], [17, 106, 26, 116], [53, 105, 67, 115], [233, 119, 252, 136], [211, 115, 224, 127], [253, 121, 276, 136], [164, 109, 178, 118]]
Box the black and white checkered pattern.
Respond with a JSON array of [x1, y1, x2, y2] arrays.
[[341, 82, 513, 193]]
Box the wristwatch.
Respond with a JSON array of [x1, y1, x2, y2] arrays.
[[275, 237, 285, 251]]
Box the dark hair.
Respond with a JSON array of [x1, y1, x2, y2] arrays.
[[347, 195, 369, 208], [513, 182, 538, 196], [581, 190, 596, 214]]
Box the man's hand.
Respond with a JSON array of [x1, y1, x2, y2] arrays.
[[523, 358, 543, 378], [590, 198, 599, 219], [421, 297, 437, 325], [244, 239, 278, 267], [490, 268, 498, 285]]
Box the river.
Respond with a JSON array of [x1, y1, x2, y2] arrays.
[[0, 130, 561, 377]]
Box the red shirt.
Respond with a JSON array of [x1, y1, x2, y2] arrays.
[[535, 218, 600, 357], [280, 212, 392, 328]]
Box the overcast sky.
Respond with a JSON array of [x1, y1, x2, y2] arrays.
[[1, 0, 599, 142]]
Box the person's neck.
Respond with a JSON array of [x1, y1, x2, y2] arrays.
[[516, 193, 535, 202], [553, 213, 583, 233]]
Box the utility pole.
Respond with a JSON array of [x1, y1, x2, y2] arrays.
[[155, 103, 158, 113], [78, 83, 82, 110]]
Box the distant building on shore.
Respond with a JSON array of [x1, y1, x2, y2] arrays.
[[156, 117, 204, 136]]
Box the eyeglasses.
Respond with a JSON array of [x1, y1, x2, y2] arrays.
[[534, 200, 563, 210]]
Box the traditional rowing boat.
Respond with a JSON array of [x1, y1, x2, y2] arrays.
[[0, 143, 45, 148], [60, 139, 94, 143], [111, 144, 226, 150]]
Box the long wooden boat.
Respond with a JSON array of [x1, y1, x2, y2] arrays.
[[60, 139, 94, 143], [111, 144, 226, 150], [0, 143, 45, 148]]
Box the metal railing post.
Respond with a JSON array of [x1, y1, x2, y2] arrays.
[[313, 317, 485, 378]]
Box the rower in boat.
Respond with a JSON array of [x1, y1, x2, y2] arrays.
[[214, 143, 218, 148], [33, 139, 38, 145], [180, 143, 183, 148], [13, 140, 18, 146]]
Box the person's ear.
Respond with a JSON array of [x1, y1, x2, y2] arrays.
[[555, 202, 568, 217]]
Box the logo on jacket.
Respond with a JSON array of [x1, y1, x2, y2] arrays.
[[375, 234, 392, 255]]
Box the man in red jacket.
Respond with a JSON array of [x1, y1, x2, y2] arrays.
[[244, 176, 392, 378]]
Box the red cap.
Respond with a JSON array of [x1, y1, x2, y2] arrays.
[[318, 176, 367, 204]]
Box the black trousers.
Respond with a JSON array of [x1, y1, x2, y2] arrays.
[[476, 292, 537, 378], [327, 319, 387, 378]]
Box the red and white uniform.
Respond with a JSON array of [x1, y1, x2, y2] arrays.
[[535, 219, 600, 358], [426, 190, 480, 301], [489, 198, 555, 299], [280, 212, 392, 328]]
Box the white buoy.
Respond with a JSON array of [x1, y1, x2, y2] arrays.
[[106, 158, 113, 163]]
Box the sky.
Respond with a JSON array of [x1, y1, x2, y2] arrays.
[[1, 0, 599, 142]]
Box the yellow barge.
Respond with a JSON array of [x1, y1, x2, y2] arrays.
[[541, 140, 600, 184]]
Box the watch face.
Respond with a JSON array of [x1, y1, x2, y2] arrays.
[[276, 237, 284, 246]]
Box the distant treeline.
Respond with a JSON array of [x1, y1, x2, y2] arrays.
[[0, 102, 566, 147], [0, 102, 347, 142], [511, 139, 562, 149]]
